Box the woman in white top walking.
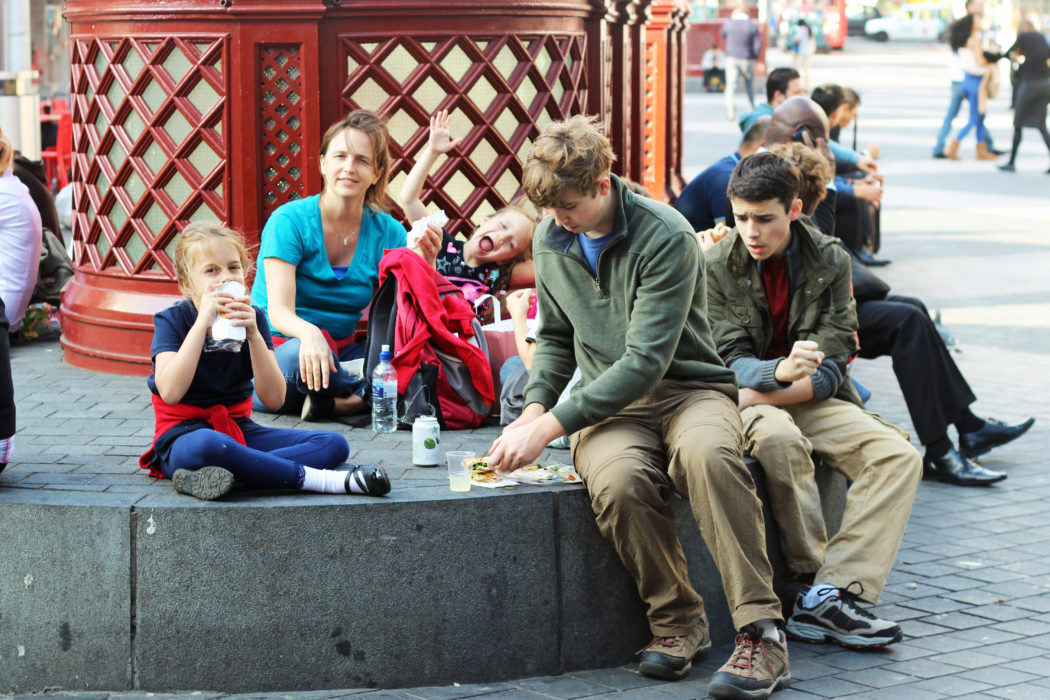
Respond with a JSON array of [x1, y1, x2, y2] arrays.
[[947, 14, 997, 160], [793, 19, 816, 91]]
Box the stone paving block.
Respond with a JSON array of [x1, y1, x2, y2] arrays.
[[868, 603, 928, 622], [960, 665, 1041, 688], [909, 675, 993, 696], [563, 668, 663, 692], [809, 650, 895, 672], [397, 683, 518, 699], [788, 658, 846, 682], [834, 667, 914, 689], [978, 580, 1049, 598], [965, 604, 1031, 622], [944, 589, 1010, 606], [883, 581, 952, 600], [922, 612, 1001, 631], [900, 619, 954, 638], [882, 657, 967, 680], [839, 688, 946, 700], [990, 618, 1050, 636], [897, 596, 972, 615], [791, 677, 873, 698], [512, 676, 614, 699]]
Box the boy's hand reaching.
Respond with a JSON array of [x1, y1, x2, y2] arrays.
[[428, 110, 463, 155], [774, 340, 824, 383]]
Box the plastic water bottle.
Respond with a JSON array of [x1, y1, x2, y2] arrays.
[[371, 344, 398, 433]]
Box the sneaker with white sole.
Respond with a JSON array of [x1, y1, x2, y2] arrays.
[[172, 466, 235, 501], [785, 582, 902, 649], [637, 615, 712, 680], [708, 628, 790, 700]]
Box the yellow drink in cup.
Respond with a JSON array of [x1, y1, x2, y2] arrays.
[[445, 450, 474, 492]]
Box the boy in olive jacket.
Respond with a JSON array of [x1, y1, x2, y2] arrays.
[[707, 152, 921, 649], [489, 116, 789, 700]]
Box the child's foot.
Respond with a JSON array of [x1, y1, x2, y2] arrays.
[[172, 466, 235, 500], [345, 463, 391, 497]]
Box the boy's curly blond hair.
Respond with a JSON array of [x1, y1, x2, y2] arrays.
[[522, 115, 616, 209]]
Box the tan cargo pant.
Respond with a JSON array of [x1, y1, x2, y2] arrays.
[[741, 398, 923, 603], [571, 379, 783, 637]]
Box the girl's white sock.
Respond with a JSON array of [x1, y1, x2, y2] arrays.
[[300, 466, 349, 494]]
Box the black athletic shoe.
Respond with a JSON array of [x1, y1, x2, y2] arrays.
[[785, 583, 902, 649]]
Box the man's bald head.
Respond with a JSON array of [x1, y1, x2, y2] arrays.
[[765, 96, 830, 145]]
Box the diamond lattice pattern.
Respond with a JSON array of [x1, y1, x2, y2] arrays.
[[260, 45, 306, 219], [341, 33, 586, 234], [70, 36, 227, 278]]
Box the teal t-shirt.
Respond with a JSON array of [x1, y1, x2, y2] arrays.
[[251, 194, 407, 339]]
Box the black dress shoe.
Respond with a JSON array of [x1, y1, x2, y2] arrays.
[[959, 417, 1035, 458], [855, 249, 891, 267], [924, 447, 1006, 486]]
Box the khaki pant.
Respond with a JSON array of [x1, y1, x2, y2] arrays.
[[572, 379, 783, 637], [741, 398, 923, 603]]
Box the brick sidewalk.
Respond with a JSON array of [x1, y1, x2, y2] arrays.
[[4, 43, 1050, 698]]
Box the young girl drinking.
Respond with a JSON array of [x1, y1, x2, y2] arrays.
[[400, 110, 536, 312], [139, 222, 390, 500]]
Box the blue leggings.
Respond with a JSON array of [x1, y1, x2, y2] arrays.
[[162, 423, 349, 490], [955, 72, 988, 144]]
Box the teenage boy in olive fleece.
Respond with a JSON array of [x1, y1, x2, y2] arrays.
[[488, 115, 790, 700], [705, 151, 922, 649]]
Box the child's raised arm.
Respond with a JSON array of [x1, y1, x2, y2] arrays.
[[399, 110, 463, 223], [224, 294, 286, 411], [153, 288, 229, 405]]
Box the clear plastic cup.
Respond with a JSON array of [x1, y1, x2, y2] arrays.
[[446, 450, 474, 492]]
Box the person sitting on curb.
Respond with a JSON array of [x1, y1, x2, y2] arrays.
[[704, 150, 922, 648], [759, 98, 1033, 485], [738, 67, 806, 133], [488, 115, 789, 699], [675, 116, 770, 232]]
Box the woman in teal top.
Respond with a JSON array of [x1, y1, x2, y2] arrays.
[[251, 110, 439, 420]]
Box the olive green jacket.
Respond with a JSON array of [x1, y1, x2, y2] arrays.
[[704, 216, 863, 407], [523, 175, 737, 435]]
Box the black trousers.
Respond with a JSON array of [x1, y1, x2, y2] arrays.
[[835, 190, 877, 254], [1, 298, 14, 441], [856, 295, 975, 446]]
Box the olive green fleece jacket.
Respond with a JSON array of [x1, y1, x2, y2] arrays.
[[523, 175, 737, 436], [704, 216, 864, 408]]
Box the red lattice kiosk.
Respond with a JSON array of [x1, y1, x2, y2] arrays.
[[61, 0, 690, 375]]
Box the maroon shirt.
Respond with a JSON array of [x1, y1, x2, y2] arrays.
[[762, 256, 791, 360]]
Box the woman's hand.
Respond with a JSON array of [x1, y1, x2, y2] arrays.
[[428, 110, 463, 155], [298, 326, 338, 392]]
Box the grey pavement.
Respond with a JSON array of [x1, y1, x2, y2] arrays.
[[4, 41, 1050, 698]]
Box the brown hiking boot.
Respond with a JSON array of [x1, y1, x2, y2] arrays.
[[637, 616, 712, 680], [708, 629, 790, 699]]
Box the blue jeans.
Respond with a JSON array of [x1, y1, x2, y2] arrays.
[[162, 422, 349, 489], [955, 73, 988, 144], [933, 81, 964, 154], [254, 338, 368, 414]]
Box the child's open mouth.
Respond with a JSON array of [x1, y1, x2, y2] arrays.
[[477, 236, 495, 252]]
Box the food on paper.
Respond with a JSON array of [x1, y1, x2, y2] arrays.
[[466, 456, 581, 488]]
